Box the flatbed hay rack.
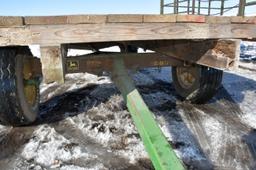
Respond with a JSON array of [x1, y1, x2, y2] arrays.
[[0, 0, 256, 169]]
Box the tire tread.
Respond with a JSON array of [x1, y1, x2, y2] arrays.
[[172, 66, 223, 104], [0, 47, 38, 126]]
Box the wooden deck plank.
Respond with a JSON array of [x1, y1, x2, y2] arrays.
[[29, 23, 212, 46], [231, 16, 256, 24], [28, 23, 256, 46], [67, 15, 107, 24], [5, 15, 255, 25], [107, 15, 143, 23], [176, 15, 206, 23], [0, 27, 31, 45], [143, 15, 176, 23], [206, 16, 231, 24], [25, 16, 68, 25], [0, 16, 23, 26]]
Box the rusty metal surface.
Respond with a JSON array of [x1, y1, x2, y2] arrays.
[[65, 52, 184, 75]]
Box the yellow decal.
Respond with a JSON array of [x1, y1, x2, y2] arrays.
[[153, 60, 169, 67], [67, 60, 79, 71]]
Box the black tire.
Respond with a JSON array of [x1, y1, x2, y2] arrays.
[[172, 65, 223, 104], [0, 47, 40, 126]]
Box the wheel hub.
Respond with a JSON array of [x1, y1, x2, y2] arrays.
[[176, 66, 197, 89], [23, 58, 38, 106]]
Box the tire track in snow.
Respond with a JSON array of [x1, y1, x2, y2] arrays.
[[0, 126, 37, 169], [177, 86, 256, 170], [135, 70, 256, 169], [50, 118, 147, 170], [178, 103, 212, 156]]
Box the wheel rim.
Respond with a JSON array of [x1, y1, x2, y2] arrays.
[[176, 66, 197, 89], [23, 58, 38, 107]]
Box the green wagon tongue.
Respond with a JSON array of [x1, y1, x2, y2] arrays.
[[112, 57, 185, 170]]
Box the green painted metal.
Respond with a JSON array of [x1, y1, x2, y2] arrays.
[[246, 0, 256, 6], [24, 79, 40, 86], [112, 57, 185, 170], [160, 0, 164, 14]]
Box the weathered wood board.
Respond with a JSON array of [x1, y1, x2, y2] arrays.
[[40, 46, 65, 83], [0, 15, 255, 46], [0, 23, 255, 46], [1, 15, 256, 26], [0, 16, 23, 26]]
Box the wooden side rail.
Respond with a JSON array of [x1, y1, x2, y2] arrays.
[[0, 15, 256, 26]]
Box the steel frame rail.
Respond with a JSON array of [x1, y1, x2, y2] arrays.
[[160, 0, 256, 16]]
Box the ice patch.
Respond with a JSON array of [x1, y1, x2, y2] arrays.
[[240, 41, 256, 62], [21, 125, 94, 168]]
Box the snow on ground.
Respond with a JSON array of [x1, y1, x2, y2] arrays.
[[223, 67, 256, 129], [0, 64, 255, 169], [0, 43, 254, 169], [240, 41, 256, 62]]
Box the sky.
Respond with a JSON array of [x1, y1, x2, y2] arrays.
[[0, 0, 254, 16], [0, 0, 160, 16]]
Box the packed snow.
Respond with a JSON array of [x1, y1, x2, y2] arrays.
[[0, 42, 255, 169], [240, 41, 256, 62]]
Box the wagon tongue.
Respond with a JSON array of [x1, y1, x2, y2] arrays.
[[112, 57, 185, 170]]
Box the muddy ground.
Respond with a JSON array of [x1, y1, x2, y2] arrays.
[[0, 63, 255, 170]]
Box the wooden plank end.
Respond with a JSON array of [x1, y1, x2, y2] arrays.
[[206, 16, 231, 24], [67, 15, 107, 24], [231, 16, 256, 24], [107, 14, 143, 23], [0, 16, 24, 26], [25, 16, 68, 25], [176, 15, 206, 23], [143, 15, 176, 23]]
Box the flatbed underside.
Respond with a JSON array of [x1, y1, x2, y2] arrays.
[[0, 14, 254, 84]]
